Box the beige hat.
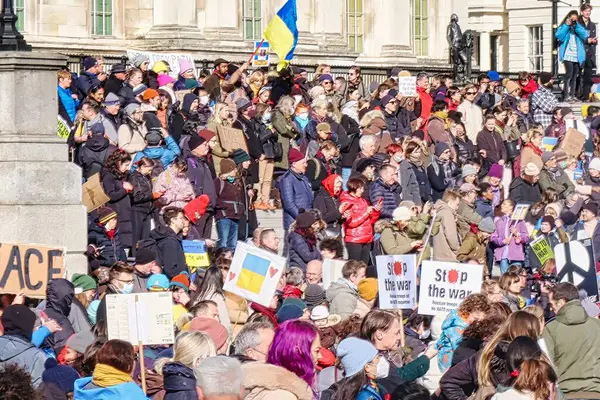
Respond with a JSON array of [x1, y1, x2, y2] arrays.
[[504, 80, 520, 95], [399, 200, 416, 209], [392, 206, 412, 222], [523, 162, 540, 176]]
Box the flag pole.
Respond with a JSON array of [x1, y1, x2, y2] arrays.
[[247, 39, 265, 64]]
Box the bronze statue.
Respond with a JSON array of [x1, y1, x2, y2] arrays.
[[447, 14, 473, 82]]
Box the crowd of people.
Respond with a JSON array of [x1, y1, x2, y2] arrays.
[[2, 4, 600, 399]]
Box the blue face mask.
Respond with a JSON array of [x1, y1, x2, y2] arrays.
[[227, 176, 236, 183], [120, 283, 134, 295], [262, 112, 272, 123]]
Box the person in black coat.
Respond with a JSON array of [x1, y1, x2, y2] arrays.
[[340, 102, 361, 186], [449, 316, 505, 368], [130, 157, 156, 254], [43, 279, 76, 355], [314, 174, 342, 237], [87, 207, 127, 268], [288, 210, 322, 272], [306, 140, 339, 192], [103, 63, 127, 96], [101, 151, 134, 249], [118, 68, 144, 107], [427, 143, 459, 202], [579, 3, 598, 101], [231, 149, 258, 241], [76, 124, 117, 179], [170, 93, 198, 144], [509, 163, 542, 206], [150, 207, 187, 279]]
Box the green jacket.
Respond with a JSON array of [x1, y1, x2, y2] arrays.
[[456, 232, 488, 270], [538, 168, 575, 198], [380, 224, 415, 255], [457, 200, 482, 240], [542, 300, 600, 394], [407, 214, 431, 239]]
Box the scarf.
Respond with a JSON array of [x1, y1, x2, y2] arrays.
[[92, 363, 133, 388], [295, 115, 310, 130], [105, 228, 116, 240], [250, 83, 261, 97], [524, 142, 543, 156], [438, 158, 454, 181], [584, 219, 598, 239]]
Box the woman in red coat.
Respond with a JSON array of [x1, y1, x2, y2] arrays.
[[340, 177, 381, 264], [518, 72, 539, 99]]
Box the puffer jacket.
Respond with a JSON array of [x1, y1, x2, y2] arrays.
[[436, 309, 468, 373], [0, 335, 46, 388], [453, 136, 478, 165], [368, 178, 402, 219], [340, 191, 380, 244], [279, 169, 314, 230], [87, 220, 127, 267], [287, 230, 321, 271], [253, 117, 279, 160], [43, 279, 76, 354], [163, 362, 198, 400], [153, 164, 196, 210], [131, 135, 181, 171], [399, 159, 422, 206]]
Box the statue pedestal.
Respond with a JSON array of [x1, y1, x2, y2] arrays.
[[0, 52, 87, 277]]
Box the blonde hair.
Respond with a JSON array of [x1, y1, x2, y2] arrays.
[[57, 70, 71, 81], [154, 331, 217, 374], [248, 70, 264, 85], [477, 311, 541, 386], [210, 103, 232, 127], [526, 127, 544, 143], [523, 305, 545, 328]]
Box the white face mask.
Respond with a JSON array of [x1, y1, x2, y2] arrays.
[[419, 330, 431, 340], [376, 358, 390, 379], [294, 95, 303, 104], [297, 112, 309, 120], [199, 95, 209, 105], [393, 154, 403, 163], [262, 112, 272, 122]]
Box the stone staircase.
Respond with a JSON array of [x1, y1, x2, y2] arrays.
[[211, 209, 285, 248]]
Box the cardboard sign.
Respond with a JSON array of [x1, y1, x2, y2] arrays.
[[252, 41, 270, 67], [530, 236, 554, 266], [82, 173, 110, 213], [126, 50, 195, 78], [322, 259, 346, 290], [106, 292, 175, 345], [418, 261, 483, 316], [559, 128, 586, 159], [397, 76, 417, 97], [217, 125, 249, 154], [511, 203, 530, 221], [0, 243, 65, 298], [223, 241, 286, 307], [542, 137, 558, 152], [376, 255, 417, 309], [182, 240, 210, 272], [554, 240, 599, 301]]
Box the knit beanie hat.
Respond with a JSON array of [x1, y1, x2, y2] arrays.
[[82, 56, 98, 71], [231, 149, 251, 165], [434, 142, 449, 157], [66, 330, 95, 354], [71, 273, 97, 293], [336, 337, 378, 378], [220, 159, 237, 175], [198, 129, 216, 142], [91, 123, 105, 136], [296, 209, 318, 229], [170, 273, 190, 292], [583, 202, 598, 216], [462, 165, 477, 178], [104, 93, 120, 106], [357, 278, 378, 301], [303, 284, 326, 309], [157, 74, 175, 87], [523, 162, 540, 176], [135, 248, 156, 265], [131, 54, 149, 68], [87, 300, 100, 325], [189, 317, 229, 349], [276, 304, 304, 323], [282, 297, 307, 310], [132, 84, 148, 97], [42, 358, 80, 394], [125, 103, 141, 117], [590, 158, 600, 171], [189, 135, 207, 150], [488, 163, 503, 179], [97, 207, 117, 225], [288, 148, 305, 164]]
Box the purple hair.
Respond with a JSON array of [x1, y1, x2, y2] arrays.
[[267, 320, 319, 387]]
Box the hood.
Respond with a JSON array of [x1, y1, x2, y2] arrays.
[[242, 362, 313, 400], [149, 224, 180, 243], [359, 109, 385, 128], [0, 335, 35, 363], [321, 174, 340, 197], [73, 377, 143, 400], [46, 278, 75, 317], [374, 219, 394, 234], [163, 362, 196, 392], [556, 300, 589, 326], [85, 135, 110, 152], [441, 309, 468, 332], [325, 280, 355, 302], [182, 93, 198, 115]]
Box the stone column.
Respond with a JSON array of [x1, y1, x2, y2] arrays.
[[145, 0, 202, 39], [203, 0, 243, 41], [0, 52, 87, 278], [479, 31, 491, 71]]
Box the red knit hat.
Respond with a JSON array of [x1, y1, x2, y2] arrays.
[[169, 273, 190, 292], [198, 129, 216, 142], [184, 194, 210, 224], [288, 148, 305, 164], [189, 317, 228, 350]]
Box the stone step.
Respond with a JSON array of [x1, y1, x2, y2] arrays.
[[210, 209, 285, 244]]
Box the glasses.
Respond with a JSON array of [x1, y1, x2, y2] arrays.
[[117, 278, 134, 284], [466, 91, 477, 95], [322, 81, 332, 85]]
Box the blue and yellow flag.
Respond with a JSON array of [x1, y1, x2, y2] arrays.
[[264, 0, 298, 71]]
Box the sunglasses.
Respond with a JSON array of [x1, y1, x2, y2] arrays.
[[466, 91, 477, 95]]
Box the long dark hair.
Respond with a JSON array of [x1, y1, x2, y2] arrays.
[[333, 371, 369, 400], [561, 10, 579, 26], [191, 266, 224, 305], [104, 150, 131, 180]]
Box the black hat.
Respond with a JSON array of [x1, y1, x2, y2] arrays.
[[296, 209, 318, 228], [82, 56, 98, 71], [412, 130, 425, 140], [189, 135, 207, 150], [539, 72, 553, 85], [214, 58, 229, 68], [304, 284, 326, 309], [2, 305, 36, 341], [583, 202, 599, 216], [135, 248, 156, 265], [356, 158, 376, 173], [111, 63, 127, 74], [91, 123, 105, 136], [231, 149, 251, 165], [145, 130, 162, 146], [435, 142, 450, 156]]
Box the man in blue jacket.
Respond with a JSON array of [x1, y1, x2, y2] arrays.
[[279, 148, 314, 231], [369, 164, 402, 219]]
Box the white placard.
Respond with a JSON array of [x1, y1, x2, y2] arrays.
[[322, 259, 346, 290], [106, 292, 174, 345], [126, 50, 195, 77], [397, 76, 417, 97], [418, 261, 483, 316], [376, 255, 417, 309], [223, 241, 286, 307]]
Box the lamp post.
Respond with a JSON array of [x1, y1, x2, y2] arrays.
[[0, 0, 31, 51]]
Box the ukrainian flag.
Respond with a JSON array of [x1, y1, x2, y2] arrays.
[[264, 0, 298, 71]]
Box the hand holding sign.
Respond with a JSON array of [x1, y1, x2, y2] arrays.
[[376, 255, 417, 310]]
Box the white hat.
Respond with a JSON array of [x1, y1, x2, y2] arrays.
[[523, 162, 540, 176], [392, 206, 412, 222], [310, 305, 342, 327], [590, 158, 600, 171]]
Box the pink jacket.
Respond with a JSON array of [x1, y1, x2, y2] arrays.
[[153, 165, 195, 210]]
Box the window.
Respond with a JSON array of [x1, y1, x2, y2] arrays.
[[528, 26, 543, 72], [243, 0, 261, 41], [346, 0, 364, 53], [412, 0, 428, 56], [91, 0, 113, 36], [14, 0, 24, 32]]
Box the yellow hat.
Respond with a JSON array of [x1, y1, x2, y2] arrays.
[[152, 60, 171, 74], [358, 278, 378, 301]]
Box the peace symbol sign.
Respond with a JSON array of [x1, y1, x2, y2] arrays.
[[554, 241, 593, 290]]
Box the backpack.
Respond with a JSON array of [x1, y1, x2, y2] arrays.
[[86, 148, 109, 179]]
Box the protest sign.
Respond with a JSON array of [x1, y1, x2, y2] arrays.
[[511, 203, 530, 221], [106, 292, 175, 345], [223, 241, 286, 307], [530, 236, 554, 266], [217, 125, 249, 153], [376, 255, 417, 309], [542, 137, 558, 152], [82, 173, 110, 213], [182, 240, 210, 272], [397, 76, 417, 97], [252, 41, 270, 67], [559, 128, 586, 159], [126, 50, 194, 77], [0, 243, 64, 298], [418, 261, 483, 316], [554, 240, 599, 301], [322, 259, 346, 290], [57, 115, 70, 139]]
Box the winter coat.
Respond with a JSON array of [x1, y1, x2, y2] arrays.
[[131, 136, 181, 172], [477, 128, 507, 165], [150, 224, 187, 279], [357, 383, 386, 400], [456, 232, 488, 266], [87, 222, 127, 267], [116, 120, 147, 155], [163, 362, 198, 400], [451, 337, 484, 368], [353, 298, 372, 318], [543, 300, 600, 394], [454, 136, 478, 166], [153, 165, 195, 210], [186, 155, 217, 208], [117, 82, 139, 107], [214, 178, 244, 221], [130, 171, 154, 213], [253, 118, 279, 159], [340, 191, 379, 244], [509, 177, 541, 206], [76, 136, 117, 179], [519, 143, 544, 175], [73, 377, 147, 400], [279, 169, 314, 230], [313, 187, 341, 230], [399, 160, 423, 205], [76, 71, 100, 99], [242, 362, 313, 400], [475, 198, 494, 219], [326, 278, 359, 320], [428, 159, 459, 202], [58, 85, 80, 123], [538, 167, 575, 198], [272, 109, 298, 170], [287, 231, 321, 271], [490, 216, 529, 261], [456, 200, 483, 240], [0, 335, 46, 388], [101, 167, 133, 248], [368, 178, 402, 219], [233, 116, 262, 161], [432, 200, 461, 262], [457, 101, 484, 143], [43, 279, 76, 354], [306, 154, 335, 192], [436, 309, 468, 373], [380, 222, 416, 255], [556, 22, 589, 64], [404, 327, 427, 360], [104, 74, 124, 96], [340, 115, 362, 168]]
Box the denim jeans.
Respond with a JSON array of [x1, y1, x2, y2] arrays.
[[500, 259, 523, 274], [341, 167, 352, 191], [216, 218, 239, 249]]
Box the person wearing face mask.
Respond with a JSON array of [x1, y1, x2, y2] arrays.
[[214, 159, 244, 249], [292, 103, 310, 143], [538, 151, 575, 198], [404, 312, 433, 360], [253, 103, 279, 210], [170, 93, 199, 144]]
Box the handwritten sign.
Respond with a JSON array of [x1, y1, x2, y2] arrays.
[[182, 240, 210, 272], [530, 236, 554, 266], [559, 128, 586, 159], [223, 241, 285, 307], [397, 76, 417, 97], [217, 125, 249, 154], [106, 292, 174, 345], [511, 203, 530, 221], [82, 173, 110, 213], [126, 50, 195, 77], [418, 261, 483, 316], [376, 255, 417, 309], [322, 259, 346, 290], [0, 243, 65, 298], [252, 41, 270, 67]]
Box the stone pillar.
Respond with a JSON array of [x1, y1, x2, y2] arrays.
[[145, 0, 202, 39], [0, 52, 87, 278], [479, 31, 491, 71], [203, 0, 242, 41]]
